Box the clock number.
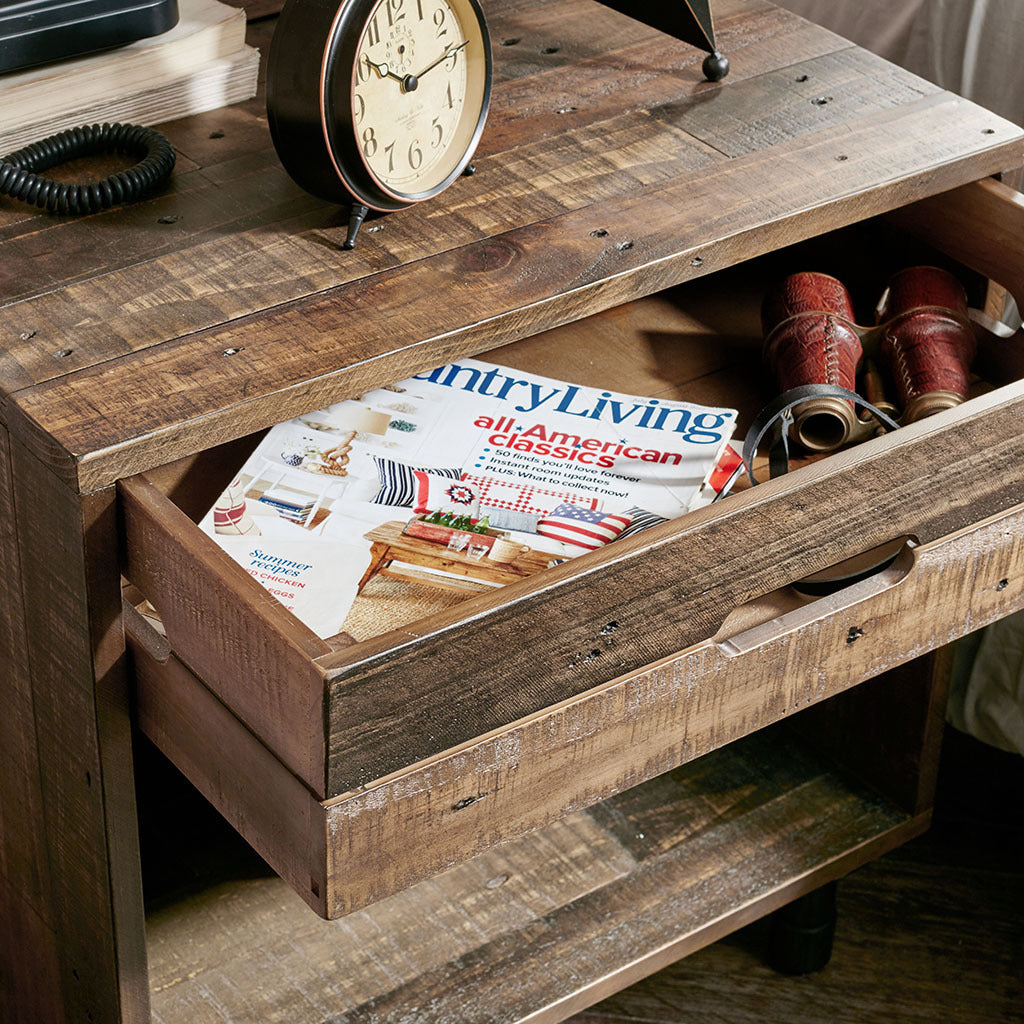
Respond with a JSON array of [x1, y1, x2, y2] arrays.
[[431, 116, 443, 147], [354, 93, 365, 124], [365, 13, 380, 46], [433, 7, 447, 36], [385, 0, 404, 27], [362, 126, 378, 158], [384, 140, 396, 172], [408, 140, 423, 169]]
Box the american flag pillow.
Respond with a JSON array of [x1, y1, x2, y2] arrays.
[[536, 503, 632, 551]]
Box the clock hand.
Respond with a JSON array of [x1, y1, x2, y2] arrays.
[[363, 55, 404, 84], [408, 40, 469, 85]]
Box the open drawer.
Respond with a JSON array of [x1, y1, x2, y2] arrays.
[[122, 178, 1024, 919]]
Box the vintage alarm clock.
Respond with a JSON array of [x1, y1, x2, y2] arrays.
[[267, 0, 492, 248]]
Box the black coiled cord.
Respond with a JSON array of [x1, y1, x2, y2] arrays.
[[0, 122, 175, 215]]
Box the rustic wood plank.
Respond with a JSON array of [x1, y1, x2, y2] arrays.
[[0, 0, 853, 388], [8, 445, 148, 1022], [8, 89, 1022, 489], [0, 0, 832, 318], [119, 473, 331, 794], [0, 425, 66, 1023], [130, 628, 330, 914], [142, 726, 917, 1023]]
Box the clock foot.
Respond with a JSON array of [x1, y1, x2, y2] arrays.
[[343, 204, 370, 250], [702, 50, 729, 82]]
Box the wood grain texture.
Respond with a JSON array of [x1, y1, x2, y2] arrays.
[[0, 425, 64, 1023], [0, 0, 832, 384], [144, 726, 917, 1023], [6, 446, 148, 1023], [130, 631, 329, 915], [0, 0, 1021, 488], [790, 650, 953, 816], [571, 729, 1024, 1024], [314, 504, 1024, 913], [119, 473, 330, 794], [131, 501, 1024, 919], [13, 93, 1023, 490]]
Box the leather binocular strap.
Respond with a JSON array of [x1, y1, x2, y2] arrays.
[[741, 384, 901, 486]]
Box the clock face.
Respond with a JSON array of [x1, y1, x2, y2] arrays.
[[348, 0, 489, 202]]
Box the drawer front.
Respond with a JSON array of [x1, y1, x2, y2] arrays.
[[132, 500, 1024, 917]]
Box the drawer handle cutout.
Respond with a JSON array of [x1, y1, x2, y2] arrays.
[[715, 538, 915, 656]]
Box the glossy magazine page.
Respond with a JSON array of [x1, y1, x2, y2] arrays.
[[199, 358, 738, 640]]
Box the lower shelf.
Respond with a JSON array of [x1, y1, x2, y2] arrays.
[[144, 724, 925, 1024]]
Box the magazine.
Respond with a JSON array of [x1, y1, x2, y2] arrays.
[[199, 358, 739, 640]]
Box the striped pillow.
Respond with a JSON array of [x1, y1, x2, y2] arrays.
[[617, 506, 669, 539], [371, 457, 461, 507], [536, 503, 632, 551]]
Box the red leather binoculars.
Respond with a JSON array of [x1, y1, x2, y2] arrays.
[[761, 266, 976, 452]]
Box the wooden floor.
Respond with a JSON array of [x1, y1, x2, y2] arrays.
[[138, 725, 1023, 1023], [569, 727, 1024, 1024]]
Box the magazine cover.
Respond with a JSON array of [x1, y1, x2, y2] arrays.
[[199, 358, 738, 640]]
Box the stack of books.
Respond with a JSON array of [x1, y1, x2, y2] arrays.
[[256, 489, 317, 526], [0, 0, 259, 155]]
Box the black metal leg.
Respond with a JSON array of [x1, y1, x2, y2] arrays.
[[767, 880, 838, 975]]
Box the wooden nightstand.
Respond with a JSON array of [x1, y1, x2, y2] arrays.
[[3, 1, 1024, 1021]]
